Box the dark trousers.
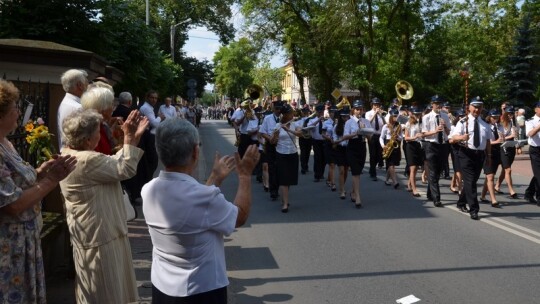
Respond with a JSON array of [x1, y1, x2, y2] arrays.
[[402, 141, 409, 175], [238, 134, 251, 158], [425, 142, 448, 201], [368, 134, 383, 177], [525, 146, 540, 200], [457, 147, 485, 213], [265, 144, 278, 196], [299, 137, 312, 173], [152, 285, 227, 304], [312, 139, 326, 179], [124, 129, 157, 200], [442, 143, 451, 177]]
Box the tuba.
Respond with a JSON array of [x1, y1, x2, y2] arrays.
[[395, 80, 414, 105], [336, 97, 351, 110], [382, 123, 402, 159], [242, 84, 264, 120]]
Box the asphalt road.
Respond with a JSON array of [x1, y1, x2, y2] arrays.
[[199, 119, 540, 304]]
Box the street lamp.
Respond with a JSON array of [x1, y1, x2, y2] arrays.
[[170, 18, 192, 62]]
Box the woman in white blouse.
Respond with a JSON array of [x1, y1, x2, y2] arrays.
[[142, 118, 259, 303], [331, 108, 351, 200], [272, 104, 302, 212], [379, 108, 403, 189], [403, 107, 425, 197]]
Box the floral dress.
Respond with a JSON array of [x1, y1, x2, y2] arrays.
[[0, 141, 46, 304]]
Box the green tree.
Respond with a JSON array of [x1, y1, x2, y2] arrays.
[[251, 62, 284, 100], [502, 14, 538, 106], [213, 38, 258, 100]]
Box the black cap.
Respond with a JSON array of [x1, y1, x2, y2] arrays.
[[488, 108, 501, 116], [353, 99, 364, 108], [410, 106, 422, 114], [371, 97, 381, 104], [470, 96, 483, 107], [280, 104, 293, 114], [389, 108, 399, 116], [315, 105, 325, 112], [431, 95, 443, 103], [505, 106, 515, 113]]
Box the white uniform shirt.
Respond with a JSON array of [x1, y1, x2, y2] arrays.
[[57, 93, 82, 148], [343, 115, 372, 145], [140, 101, 162, 135], [142, 171, 238, 297], [260, 113, 281, 136], [422, 111, 451, 143], [322, 118, 334, 136], [450, 114, 494, 150], [246, 117, 260, 141], [159, 104, 178, 119], [490, 123, 505, 143], [365, 109, 385, 134], [274, 120, 298, 154], [525, 115, 540, 147], [379, 124, 403, 148], [405, 122, 422, 142], [307, 117, 325, 140]]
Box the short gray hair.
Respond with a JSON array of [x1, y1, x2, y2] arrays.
[[62, 109, 103, 150], [61, 69, 88, 92], [88, 81, 114, 95], [81, 87, 114, 112], [118, 92, 132, 105], [156, 118, 199, 167]]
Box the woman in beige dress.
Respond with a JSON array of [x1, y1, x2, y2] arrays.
[[59, 107, 148, 304]]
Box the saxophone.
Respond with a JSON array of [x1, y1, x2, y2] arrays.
[[382, 123, 401, 159]]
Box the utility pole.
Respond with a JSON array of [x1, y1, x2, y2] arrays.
[[170, 18, 192, 62]]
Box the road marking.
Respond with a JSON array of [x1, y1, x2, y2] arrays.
[[447, 206, 540, 245], [396, 294, 421, 303]]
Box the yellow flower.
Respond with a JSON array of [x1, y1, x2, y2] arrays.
[[25, 121, 34, 132]]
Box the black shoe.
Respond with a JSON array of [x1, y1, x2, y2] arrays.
[[508, 193, 519, 199], [371, 176, 377, 181], [270, 192, 278, 201], [458, 205, 470, 213], [263, 186, 269, 192], [491, 202, 501, 208], [470, 212, 479, 220], [281, 205, 289, 213], [524, 194, 537, 204], [434, 201, 443, 207], [480, 198, 489, 203], [393, 183, 399, 189]]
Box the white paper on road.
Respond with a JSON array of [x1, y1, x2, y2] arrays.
[[396, 294, 421, 304]]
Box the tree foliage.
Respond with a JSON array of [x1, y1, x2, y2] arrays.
[[0, 0, 234, 101], [251, 62, 285, 99], [213, 38, 258, 100]]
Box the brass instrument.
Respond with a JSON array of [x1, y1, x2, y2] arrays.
[[336, 97, 351, 110], [395, 80, 414, 105], [241, 84, 264, 121], [382, 123, 402, 159]]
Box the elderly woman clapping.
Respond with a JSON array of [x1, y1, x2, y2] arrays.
[[81, 87, 122, 155], [59, 109, 148, 303], [142, 118, 260, 302]]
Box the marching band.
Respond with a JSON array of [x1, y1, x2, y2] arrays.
[[230, 91, 539, 219]]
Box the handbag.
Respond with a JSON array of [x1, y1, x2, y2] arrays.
[[123, 189, 137, 222]]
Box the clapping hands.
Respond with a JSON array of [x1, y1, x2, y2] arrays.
[[122, 110, 149, 145], [38, 154, 77, 182]]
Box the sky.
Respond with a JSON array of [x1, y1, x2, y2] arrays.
[[182, 6, 285, 89]]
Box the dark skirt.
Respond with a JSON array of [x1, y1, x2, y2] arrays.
[[259, 148, 268, 163], [276, 152, 299, 186], [346, 138, 366, 175], [333, 144, 348, 167], [323, 141, 335, 164], [483, 145, 501, 174], [405, 141, 424, 166], [500, 146, 516, 169], [384, 140, 401, 167]]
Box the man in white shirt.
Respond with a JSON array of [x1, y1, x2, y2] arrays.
[[260, 100, 283, 200], [524, 102, 540, 206], [138, 90, 163, 184], [365, 97, 385, 180], [57, 69, 88, 149], [159, 97, 178, 119], [421, 95, 451, 207], [450, 97, 493, 219]]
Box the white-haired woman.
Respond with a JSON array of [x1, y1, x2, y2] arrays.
[[142, 118, 259, 303], [60, 109, 148, 303], [81, 87, 123, 155]]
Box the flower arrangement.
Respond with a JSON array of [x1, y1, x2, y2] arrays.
[[25, 118, 55, 165]]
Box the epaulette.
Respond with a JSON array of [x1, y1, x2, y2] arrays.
[[459, 117, 468, 124], [527, 117, 534, 121]]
